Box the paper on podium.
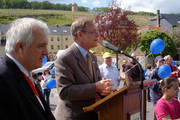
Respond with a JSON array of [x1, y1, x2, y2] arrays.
[[118, 80, 124, 89]]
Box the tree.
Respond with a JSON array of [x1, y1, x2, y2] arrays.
[[95, 2, 138, 68], [95, 3, 138, 51], [171, 28, 180, 48], [138, 30, 177, 57], [30, 1, 41, 9], [93, 7, 109, 13], [41, 1, 53, 9]]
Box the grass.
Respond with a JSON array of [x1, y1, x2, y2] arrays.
[[0, 9, 152, 26]]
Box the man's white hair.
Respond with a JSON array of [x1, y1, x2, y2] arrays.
[[5, 17, 49, 53]]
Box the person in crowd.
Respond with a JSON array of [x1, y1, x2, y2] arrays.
[[164, 55, 179, 72], [32, 72, 42, 94], [124, 53, 142, 87], [150, 55, 165, 120], [54, 17, 114, 120], [155, 77, 180, 120], [0, 18, 55, 120], [99, 52, 123, 90], [122, 59, 127, 72], [41, 68, 52, 107], [145, 64, 153, 102], [150, 55, 165, 104]]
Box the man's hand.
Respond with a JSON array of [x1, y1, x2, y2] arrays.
[[96, 78, 114, 96], [117, 77, 122, 82]]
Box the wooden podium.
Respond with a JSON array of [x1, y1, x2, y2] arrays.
[[83, 85, 143, 120]]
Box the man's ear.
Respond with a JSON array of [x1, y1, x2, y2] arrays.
[[77, 30, 82, 38], [15, 42, 24, 52]]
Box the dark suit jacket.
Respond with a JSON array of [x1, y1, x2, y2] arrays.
[[0, 55, 55, 120], [54, 43, 101, 120]]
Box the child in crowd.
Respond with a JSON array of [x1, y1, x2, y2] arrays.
[[155, 77, 180, 120], [32, 72, 42, 94], [41, 68, 52, 107]]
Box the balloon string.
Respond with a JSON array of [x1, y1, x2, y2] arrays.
[[124, 53, 153, 74]]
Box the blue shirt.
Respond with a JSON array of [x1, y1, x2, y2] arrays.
[[75, 42, 88, 63], [99, 63, 120, 89]]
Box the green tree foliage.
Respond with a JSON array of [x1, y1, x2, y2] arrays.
[[0, 0, 88, 12], [30, 1, 41, 9], [93, 7, 109, 13], [0, 0, 29, 9], [132, 11, 155, 16], [138, 30, 177, 57], [171, 28, 180, 48], [78, 6, 89, 12], [41, 1, 53, 9]]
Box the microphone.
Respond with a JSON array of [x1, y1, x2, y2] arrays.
[[101, 40, 131, 57], [101, 40, 120, 52]]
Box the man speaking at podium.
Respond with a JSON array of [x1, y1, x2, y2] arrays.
[[54, 17, 114, 120]]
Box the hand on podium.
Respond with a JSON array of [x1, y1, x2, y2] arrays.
[[96, 78, 114, 96]]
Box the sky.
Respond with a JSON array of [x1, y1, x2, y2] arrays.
[[28, 0, 180, 13]]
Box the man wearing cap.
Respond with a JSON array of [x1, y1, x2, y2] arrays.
[[149, 55, 165, 120], [99, 52, 122, 90]]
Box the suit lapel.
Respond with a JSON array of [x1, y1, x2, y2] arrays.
[[71, 44, 94, 82], [5, 56, 46, 112]]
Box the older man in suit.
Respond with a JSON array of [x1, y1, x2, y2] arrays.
[[0, 18, 55, 120], [54, 17, 114, 120]]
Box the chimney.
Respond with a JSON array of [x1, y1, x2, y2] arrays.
[[157, 10, 160, 27]]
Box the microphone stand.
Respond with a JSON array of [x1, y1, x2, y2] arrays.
[[101, 40, 145, 120], [118, 51, 144, 120]]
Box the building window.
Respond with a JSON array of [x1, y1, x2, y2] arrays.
[[0, 37, 6, 46], [65, 38, 68, 41], [51, 37, 54, 41], [57, 45, 60, 49], [57, 37, 60, 41], [51, 45, 54, 49]]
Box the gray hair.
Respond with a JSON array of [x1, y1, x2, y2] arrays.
[[5, 18, 49, 53], [71, 17, 93, 41]]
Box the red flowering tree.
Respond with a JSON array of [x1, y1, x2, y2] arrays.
[[95, 3, 138, 52], [94, 3, 138, 68]]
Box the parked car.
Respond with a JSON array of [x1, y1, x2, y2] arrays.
[[32, 61, 55, 76]]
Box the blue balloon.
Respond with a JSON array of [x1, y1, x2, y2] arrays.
[[144, 70, 146, 77], [42, 56, 47, 66], [150, 39, 165, 54], [172, 61, 176, 66], [158, 64, 172, 79], [52, 67, 55, 74], [46, 78, 56, 89]]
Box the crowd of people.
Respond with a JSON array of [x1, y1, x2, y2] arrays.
[[0, 17, 180, 120]]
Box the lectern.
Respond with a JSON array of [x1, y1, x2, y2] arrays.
[[83, 86, 143, 120]]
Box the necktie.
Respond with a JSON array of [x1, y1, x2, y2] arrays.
[[87, 53, 93, 77], [87, 53, 101, 101]]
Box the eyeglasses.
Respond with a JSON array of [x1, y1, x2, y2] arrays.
[[83, 30, 99, 35]]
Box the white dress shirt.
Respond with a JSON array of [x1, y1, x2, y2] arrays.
[[99, 63, 121, 89]]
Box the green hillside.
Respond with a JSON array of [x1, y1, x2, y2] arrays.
[[0, 9, 153, 26]]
